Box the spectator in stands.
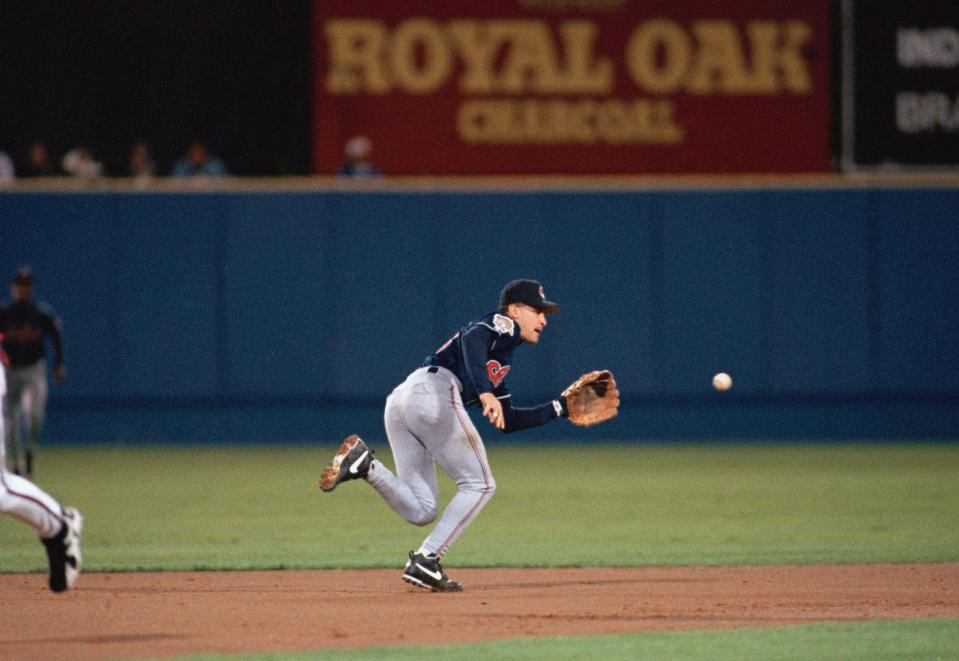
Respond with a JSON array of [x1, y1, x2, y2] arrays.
[[127, 141, 157, 182], [337, 135, 380, 178], [171, 141, 228, 177], [20, 141, 59, 177], [0, 150, 14, 185], [61, 146, 104, 179]]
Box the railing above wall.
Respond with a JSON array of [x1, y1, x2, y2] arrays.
[[5, 173, 959, 194]]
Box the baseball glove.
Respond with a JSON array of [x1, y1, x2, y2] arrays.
[[561, 370, 620, 427]]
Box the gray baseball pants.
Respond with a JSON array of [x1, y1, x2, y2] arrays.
[[366, 366, 496, 558], [3, 360, 49, 474]]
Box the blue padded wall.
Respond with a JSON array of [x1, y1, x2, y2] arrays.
[[1, 185, 957, 443]]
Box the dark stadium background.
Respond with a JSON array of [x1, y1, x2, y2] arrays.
[[1, 1, 312, 176]]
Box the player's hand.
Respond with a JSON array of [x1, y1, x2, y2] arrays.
[[479, 392, 505, 430], [53, 365, 67, 383]]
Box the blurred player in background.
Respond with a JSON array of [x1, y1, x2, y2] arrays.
[[0, 267, 66, 477], [0, 295, 83, 592]]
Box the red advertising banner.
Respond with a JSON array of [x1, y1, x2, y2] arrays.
[[313, 1, 830, 175]]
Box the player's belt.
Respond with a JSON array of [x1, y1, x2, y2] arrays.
[[421, 364, 463, 393]]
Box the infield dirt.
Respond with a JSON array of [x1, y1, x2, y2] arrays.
[[2, 563, 957, 660]]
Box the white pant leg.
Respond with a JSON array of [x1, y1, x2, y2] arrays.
[[0, 471, 64, 538], [413, 378, 495, 557], [0, 399, 63, 538], [365, 390, 441, 526]]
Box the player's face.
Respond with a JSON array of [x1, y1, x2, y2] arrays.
[[509, 303, 548, 344]]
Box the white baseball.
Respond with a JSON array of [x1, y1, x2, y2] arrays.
[[712, 372, 733, 391]]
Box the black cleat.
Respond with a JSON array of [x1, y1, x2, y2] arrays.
[[41, 507, 83, 593], [402, 551, 463, 593], [319, 434, 373, 492]]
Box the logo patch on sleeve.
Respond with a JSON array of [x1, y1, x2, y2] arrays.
[[486, 360, 511, 386], [492, 314, 515, 336]]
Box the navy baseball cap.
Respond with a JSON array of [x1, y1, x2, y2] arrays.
[[499, 279, 560, 313]]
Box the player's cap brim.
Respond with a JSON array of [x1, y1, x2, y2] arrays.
[[530, 300, 560, 314]]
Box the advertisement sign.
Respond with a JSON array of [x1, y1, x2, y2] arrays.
[[843, 0, 959, 169], [313, 1, 830, 175]]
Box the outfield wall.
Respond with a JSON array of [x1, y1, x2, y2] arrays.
[[2, 181, 957, 442]]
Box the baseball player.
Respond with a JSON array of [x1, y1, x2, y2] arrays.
[[319, 279, 618, 592], [0, 267, 66, 476], [1, 324, 83, 592]]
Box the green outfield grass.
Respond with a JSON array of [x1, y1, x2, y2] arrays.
[[2, 442, 958, 572], [163, 618, 959, 661]]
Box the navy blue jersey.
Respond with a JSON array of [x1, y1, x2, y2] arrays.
[[425, 311, 522, 407], [424, 311, 563, 433], [0, 300, 64, 368]]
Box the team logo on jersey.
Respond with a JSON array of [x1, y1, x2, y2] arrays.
[[486, 360, 511, 387], [492, 313, 515, 335]]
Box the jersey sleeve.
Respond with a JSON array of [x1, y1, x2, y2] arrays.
[[500, 396, 564, 434]]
